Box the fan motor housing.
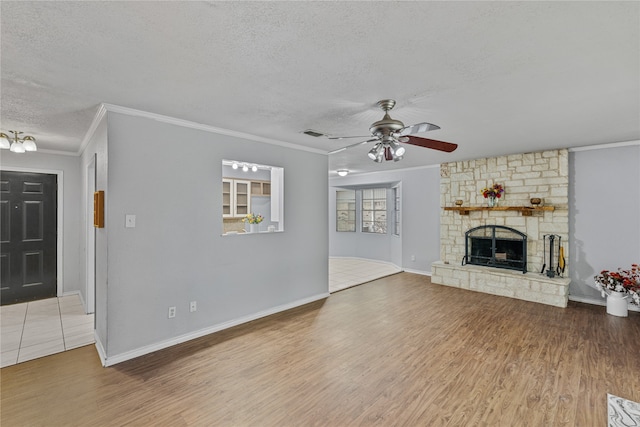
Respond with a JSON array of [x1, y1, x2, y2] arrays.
[[369, 113, 405, 136]]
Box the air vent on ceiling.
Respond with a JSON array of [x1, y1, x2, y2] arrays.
[[302, 129, 326, 137]]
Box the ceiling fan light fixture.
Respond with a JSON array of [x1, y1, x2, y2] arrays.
[[337, 169, 349, 177], [251, 164, 258, 172], [367, 146, 378, 160], [232, 162, 239, 170], [242, 164, 249, 172]]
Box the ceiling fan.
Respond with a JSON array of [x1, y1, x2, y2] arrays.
[[304, 99, 458, 162]]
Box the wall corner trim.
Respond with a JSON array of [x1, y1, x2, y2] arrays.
[[77, 104, 109, 156], [94, 332, 108, 367]]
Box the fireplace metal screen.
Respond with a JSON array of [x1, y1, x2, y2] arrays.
[[463, 225, 527, 273]]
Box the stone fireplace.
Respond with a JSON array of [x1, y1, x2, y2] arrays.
[[431, 150, 571, 307]]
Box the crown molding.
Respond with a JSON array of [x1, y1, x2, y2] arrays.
[[569, 139, 639, 152], [77, 103, 109, 156], [99, 103, 327, 155]]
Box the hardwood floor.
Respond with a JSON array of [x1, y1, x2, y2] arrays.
[[2, 273, 638, 426]]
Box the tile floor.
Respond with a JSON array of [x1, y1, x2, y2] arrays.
[[329, 257, 402, 293], [1, 294, 94, 368]]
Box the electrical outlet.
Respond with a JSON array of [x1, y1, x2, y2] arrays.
[[168, 306, 176, 318], [190, 301, 197, 312], [411, 255, 416, 261], [125, 214, 136, 228]]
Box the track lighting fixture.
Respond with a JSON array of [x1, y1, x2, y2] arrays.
[[224, 160, 260, 173]]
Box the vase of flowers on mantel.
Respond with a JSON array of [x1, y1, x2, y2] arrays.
[[480, 184, 504, 207], [594, 264, 639, 317], [243, 213, 264, 233]]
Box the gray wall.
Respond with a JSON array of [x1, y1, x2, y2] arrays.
[[329, 166, 441, 274], [0, 150, 82, 297], [102, 111, 328, 360], [569, 144, 640, 300]]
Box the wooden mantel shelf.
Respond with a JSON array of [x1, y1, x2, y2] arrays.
[[444, 205, 554, 216]]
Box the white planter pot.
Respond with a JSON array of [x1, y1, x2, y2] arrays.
[[606, 291, 629, 317]]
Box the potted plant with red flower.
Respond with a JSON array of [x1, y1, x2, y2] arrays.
[[594, 263, 639, 317]]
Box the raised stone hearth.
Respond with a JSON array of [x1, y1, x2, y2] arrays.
[[431, 262, 570, 307], [434, 149, 570, 307]]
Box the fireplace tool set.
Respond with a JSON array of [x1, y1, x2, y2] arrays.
[[541, 234, 566, 278]]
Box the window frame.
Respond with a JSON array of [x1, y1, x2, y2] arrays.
[[336, 189, 356, 232], [361, 188, 387, 234]]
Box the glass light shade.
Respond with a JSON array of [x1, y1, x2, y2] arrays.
[[367, 147, 377, 160], [337, 169, 349, 177], [22, 137, 37, 151], [232, 162, 239, 170], [251, 165, 258, 172], [0, 135, 10, 149], [10, 141, 26, 153], [242, 164, 249, 172]]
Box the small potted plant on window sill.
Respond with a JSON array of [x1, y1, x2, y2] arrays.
[[243, 213, 264, 233]]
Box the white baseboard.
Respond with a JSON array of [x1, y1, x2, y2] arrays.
[[101, 292, 329, 367], [569, 295, 640, 312], [402, 268, 431, 276], [94, 332, 107, 367]]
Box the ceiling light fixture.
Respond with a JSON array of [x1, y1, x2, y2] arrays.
[[0, 130, 37, 153], [337, 169, 349, 177], [366, 139, 407, 163]]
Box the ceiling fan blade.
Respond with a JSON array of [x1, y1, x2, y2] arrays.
[[396, 122, 440, 136], [405, 136, 458, 153], [328, 138, 378, 155]]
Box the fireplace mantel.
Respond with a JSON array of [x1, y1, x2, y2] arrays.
[[444, 205, 555, 216]]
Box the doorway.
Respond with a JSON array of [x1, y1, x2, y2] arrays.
[[1, 171, 58, 305]]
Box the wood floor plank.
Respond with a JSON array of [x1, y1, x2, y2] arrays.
[[2, 273, 638, 426]]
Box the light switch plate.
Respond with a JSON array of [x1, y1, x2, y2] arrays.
[[125, 214, 136, 228]]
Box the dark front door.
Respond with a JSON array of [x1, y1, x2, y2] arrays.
[[1, 171, 57, 305]]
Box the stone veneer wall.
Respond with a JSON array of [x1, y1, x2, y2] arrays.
[[432, 149, 570, 307], [439, 149, 569, 272]]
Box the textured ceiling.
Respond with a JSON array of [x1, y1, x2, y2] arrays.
[[1, 1, 638, 175]]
